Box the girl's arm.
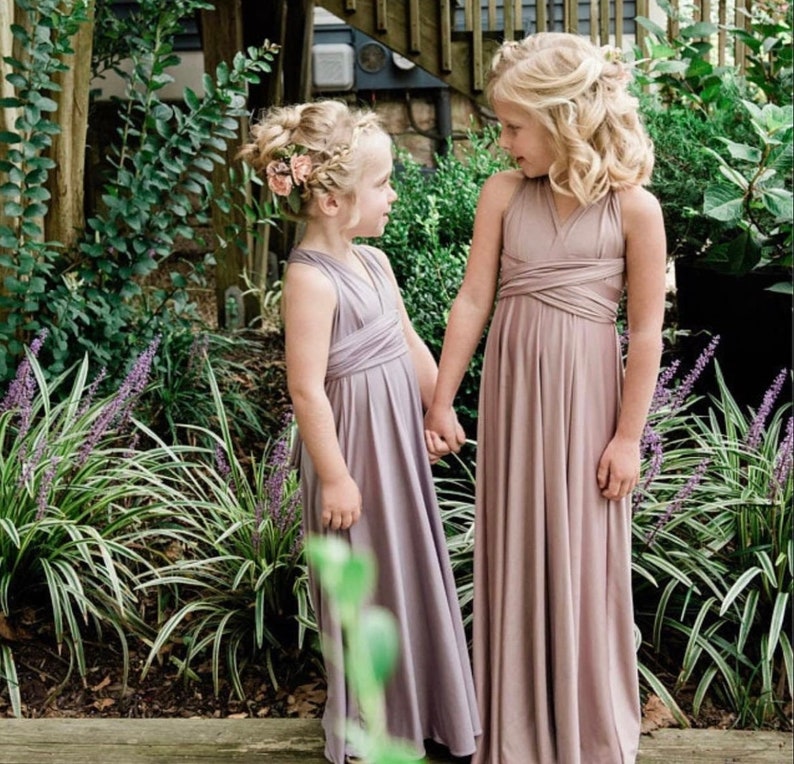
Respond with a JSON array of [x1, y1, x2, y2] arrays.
[[283, 263, 361, 530], [597, 185, 667, 501], [423, 171, 518, 452]]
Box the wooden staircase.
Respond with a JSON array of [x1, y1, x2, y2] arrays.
[[315, 0, 649, 104]]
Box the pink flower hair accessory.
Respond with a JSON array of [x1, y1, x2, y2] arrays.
[[265, 149, 313, 214]]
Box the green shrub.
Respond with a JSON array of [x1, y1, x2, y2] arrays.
[[0, 0, 277, 387]]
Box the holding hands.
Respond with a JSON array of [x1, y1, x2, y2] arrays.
[[424, 404, 467, 459]]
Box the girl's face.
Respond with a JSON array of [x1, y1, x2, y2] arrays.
[[345, 131, 398, 240], [493, 99, 555, 179]]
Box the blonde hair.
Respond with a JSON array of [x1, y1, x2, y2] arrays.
[[486, 32, 654, 206], [238, 100, 384, 220]]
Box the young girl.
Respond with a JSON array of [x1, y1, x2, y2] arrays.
[[239, 100, 480, 764], [424, 33, 667, 763]]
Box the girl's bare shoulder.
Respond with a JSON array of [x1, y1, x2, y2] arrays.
[[283, 260, 336, 302], [479, 169, 524, 213], [617, 185, 663, 221]]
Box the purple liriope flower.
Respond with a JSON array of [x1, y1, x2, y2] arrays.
[[18, 435, 48, 489], [0, 329, 49, 442], [215, 442, 232, 482], [35, 456, 61, 521], [252, 500, 264, 556], [770, 416, 793, 497], [77, 367, 108, 419], [649, 358, 682, 414], [289, 523, 304, 560], [618, 328, 629, 353], [670, 335, 720, 410], [634, 425, 664, 511], [746, 368, 788, 449], [266, 431, 290, 533], [76, 336, 160, 467], [124, 431, 141, 459], [645, 457, 710, 546]]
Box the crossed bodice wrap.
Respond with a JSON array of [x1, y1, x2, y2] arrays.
[[498, 258, 625, 324], [325, 308, 407, 381]]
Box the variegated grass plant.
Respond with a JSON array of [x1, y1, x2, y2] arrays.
[[0, 333, 187, 717], [633, 353, 792, 728], [137, 364, 309, 700]]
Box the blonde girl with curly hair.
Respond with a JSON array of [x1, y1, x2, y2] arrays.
[[424, 33, 667, 763], [240, 99, 480, 764]]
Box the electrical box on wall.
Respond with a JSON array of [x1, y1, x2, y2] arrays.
[[312, 43, 355, 91], [311, 16, 447, 94], [351, 31, 444, 91]]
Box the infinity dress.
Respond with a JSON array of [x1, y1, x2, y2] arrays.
[[472, 177, 641, 764], [288, 246, 480, 764]]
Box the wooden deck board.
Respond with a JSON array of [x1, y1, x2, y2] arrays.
[[0, 719, 789, 763]]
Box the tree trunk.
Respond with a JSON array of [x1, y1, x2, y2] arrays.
[[200, 0, 257, 330], [243, 0, 314, 298], [44, 0, 95, 253], [200, 0, 315, 329]]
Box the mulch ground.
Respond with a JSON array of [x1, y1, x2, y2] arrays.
[[1, 610, 325, 720]]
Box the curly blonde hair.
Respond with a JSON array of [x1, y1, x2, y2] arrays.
[[238, 100, 384, 220], [486, 32, 654, 206]]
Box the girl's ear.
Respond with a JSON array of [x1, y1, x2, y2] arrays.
[[315, 191, 341, 217]]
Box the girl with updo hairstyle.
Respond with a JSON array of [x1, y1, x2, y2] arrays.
[[240, 99, 480, 764], [424, 32, 667, 763]]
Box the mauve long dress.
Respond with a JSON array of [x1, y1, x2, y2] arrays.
[[472, 177, 641, 764], [289, 245, 480, 764]]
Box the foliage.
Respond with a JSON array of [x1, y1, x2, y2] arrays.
[[633, 346, 792, 726], [368, 126, 511, 429], [306, 535, 420, 763], [0, 0, 277, 387], [640, 95, 753, 259], [634, 1, 793, 280], [139, 329, 275, 447], [0, 0, 89, 380], [138, 367, 308, 700], [701, 100, 793, 282], [0, 333, 184, 717]]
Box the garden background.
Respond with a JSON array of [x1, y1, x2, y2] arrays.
[[0, 0, 791, 740]]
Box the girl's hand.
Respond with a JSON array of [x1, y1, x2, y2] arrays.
[[426, 436, 451, 465], [321, 475, 362, 531], [597, 436, 640, 501], [424, 405, 466, 455]]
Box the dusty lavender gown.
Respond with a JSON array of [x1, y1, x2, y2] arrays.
[[472, 177, 641, 764], [289, 245, 480, 764]]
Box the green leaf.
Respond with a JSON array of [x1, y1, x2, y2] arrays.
[[680, 21, 719, 39], [184, 87, 201, 110], [0, 131, 21, 144], [760, 187, 793, 222], [360, 606, 399, 683], [719, 567, 762, 615], [719, 139, 762, 164], [703, 183, 744, 223], [701, 230, 762, 274]]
